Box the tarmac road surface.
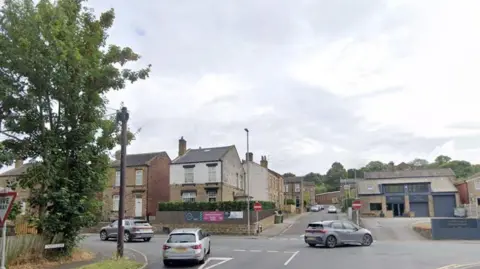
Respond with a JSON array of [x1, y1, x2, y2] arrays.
[[80, 210, 480, 269]]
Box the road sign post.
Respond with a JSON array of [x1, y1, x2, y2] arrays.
[[0, 191, 17, 269], [253, 202, 262, 235], [352, 200, 361, 210]]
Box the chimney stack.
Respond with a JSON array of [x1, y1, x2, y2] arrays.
[[115, 150, 121, 160], [245, 152, 253, 162], [15, 159, 23, 168], [178, 136, 187, 156], [260, 156, 268, 168]]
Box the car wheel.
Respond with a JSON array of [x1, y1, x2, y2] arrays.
[[144, 238, 151, 242], [361, 234, 373, 246], [100, 230, 108, 241], [325, 235, 337, 248], [124, 231, 131, 242], [308, 243, 316, 247], [199, 251, 206, 264], [207, 243, 211, 254]]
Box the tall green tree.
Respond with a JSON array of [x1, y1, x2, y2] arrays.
[[0, 0, 150, 254], [325, 162, 346, 191]]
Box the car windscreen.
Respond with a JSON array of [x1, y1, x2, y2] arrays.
[[134, 221, 151, 227], [307, 223, 324, 229], [167, 233, 196, 243]]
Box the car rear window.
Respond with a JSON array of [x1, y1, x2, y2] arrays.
[[167, 233, 196, 243], [307, 223, 324, 229], [134, 221, 151, 227]]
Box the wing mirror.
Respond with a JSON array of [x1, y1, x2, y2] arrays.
[[205, 233, 210, 237]]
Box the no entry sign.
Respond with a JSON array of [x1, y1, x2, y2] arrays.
[[0, 191, 17, 226], [253, 202, 262, 211], [352, 200, 362, 210]]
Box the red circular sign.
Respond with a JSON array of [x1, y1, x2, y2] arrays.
[[352, 200, 362, 210], [253, 202, 262, 211]]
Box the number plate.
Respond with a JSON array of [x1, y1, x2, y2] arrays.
[[174, 247, 187, 252], [306, 237, 315, 240]]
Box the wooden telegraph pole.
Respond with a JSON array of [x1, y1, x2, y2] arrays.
[[116, 106, 129, 258]]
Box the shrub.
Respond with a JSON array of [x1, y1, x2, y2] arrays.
[[285, 199, 295, 205], [158, 201, 276, 211]]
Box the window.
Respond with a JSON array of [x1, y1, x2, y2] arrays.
[[207, 190, 217, 202], [184, 168, 194, 183], [369, 203, 382, 211], [20, 201, 26, 215], [112, 195, 120, 211], [384, 184, 404, 193], [236, 173, 239, 188], [135, 169, 143, 185], [475, 179, 480, 190], [342, 221, 356, 230], [182, 192, 196, 202], [115, 171, 120, 186], [477, 198, 480, 206], [208, 166, 216, 182], [285, 184, 288, 192], [407, 183, 429, 193], [239, 174, 244, 190], [167, 233, 196, 243], [332, 222, 343, 229], [294, 184, 300, 192]]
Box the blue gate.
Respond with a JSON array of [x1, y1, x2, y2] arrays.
[[410, 202, 429, 217]]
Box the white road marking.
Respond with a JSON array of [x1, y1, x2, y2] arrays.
[[284, 251, 299, 266], [267, 250, 279, 253], [198, 257, 234, 269], [233, 249, 246, 252], [250, 250, 262, 252]]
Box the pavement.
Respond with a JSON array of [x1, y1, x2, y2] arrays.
[[361, 217, 429, 241], [80, 210, 480, 269]]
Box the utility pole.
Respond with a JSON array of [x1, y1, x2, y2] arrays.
[[300, 177, 304, 213], [244, 128, 250, 236], [116, 106, 129, 258]]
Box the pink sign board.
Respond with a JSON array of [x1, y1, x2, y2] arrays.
[[202, 211, 224, 222]]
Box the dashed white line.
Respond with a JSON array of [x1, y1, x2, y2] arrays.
[[250, 250, 262, 252], [233, 249, 246, 252], [267, 250, 279, 253]]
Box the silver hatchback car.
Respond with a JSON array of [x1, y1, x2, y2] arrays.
[[304, 220, 373, 248], [162, 228, 211, 267]]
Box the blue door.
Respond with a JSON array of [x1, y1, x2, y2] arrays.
[[409, 202, 429, 217], [432, 195, 456, 217]]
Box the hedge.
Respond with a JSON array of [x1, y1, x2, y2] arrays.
[[158, 201, 276, 211], [285, 199, 295, 205]]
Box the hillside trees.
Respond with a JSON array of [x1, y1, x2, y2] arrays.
[[0, 0, 150, 254]]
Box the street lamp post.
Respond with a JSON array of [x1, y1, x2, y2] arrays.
[[244, 128, 250, 236]]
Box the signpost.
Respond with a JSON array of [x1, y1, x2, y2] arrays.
[[0, 191, 17, 269], [352, 200, 361, 225], [253, 202, 262, 235]]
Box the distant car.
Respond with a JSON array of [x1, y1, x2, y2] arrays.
[[163, 228, 211, 267], [310, 205, 320, 212], [327, 206, 337, 213], [319, 205, 325, 210], [100, 219, 154, 242], [304, 220, 373, 248]]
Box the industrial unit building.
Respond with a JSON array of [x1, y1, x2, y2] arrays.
[[357, 169, 460, 218]]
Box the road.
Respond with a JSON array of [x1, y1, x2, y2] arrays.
[[81, 210, 480, 269]]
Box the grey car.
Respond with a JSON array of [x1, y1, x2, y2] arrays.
[[100, 219, 154, 242], [304, 220, 373, 248]]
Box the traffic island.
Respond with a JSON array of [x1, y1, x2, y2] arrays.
[[412, 222, 432, 239]]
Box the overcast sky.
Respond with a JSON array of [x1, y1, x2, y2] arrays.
[[4, 0, 480, 175]]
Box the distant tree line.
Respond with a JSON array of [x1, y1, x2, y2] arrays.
[[282, 155, 480, 193]]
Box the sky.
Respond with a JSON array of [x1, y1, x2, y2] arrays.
[[4, 0, 480, 175]]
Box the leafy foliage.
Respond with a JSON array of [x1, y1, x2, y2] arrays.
[[0, 0, 150, 254], [158, 201, 276, 211]]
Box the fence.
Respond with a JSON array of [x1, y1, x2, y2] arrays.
[[15, 222, 38, 235], [431, 218, 480, 240]]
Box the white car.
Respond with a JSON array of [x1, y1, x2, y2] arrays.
[[162, 228, 211, 267], [327, 206, 337, 213]]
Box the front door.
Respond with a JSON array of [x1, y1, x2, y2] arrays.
[[135, 196, 142, 217]]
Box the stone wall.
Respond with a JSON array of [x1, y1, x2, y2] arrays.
[[412, 223, 432, 239]]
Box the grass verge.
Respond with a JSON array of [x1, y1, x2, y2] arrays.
[[78, 258, 142, 269], [9, 249, 95, 269]]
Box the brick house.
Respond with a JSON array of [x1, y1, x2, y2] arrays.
[[315, 191, 341, 205], [284, 177, 316, 207], [169, 137, 245, 202], [0, 160, 31, 215], [102, 151, 171, 220], [267, 167, 284, 208]]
